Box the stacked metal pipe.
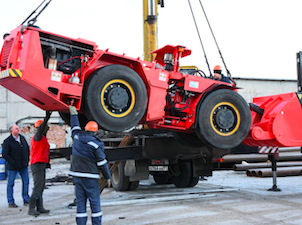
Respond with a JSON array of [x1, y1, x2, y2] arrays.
[[246, 166, 302, 177], [229, 147, 302, 177]]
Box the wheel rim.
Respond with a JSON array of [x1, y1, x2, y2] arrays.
[[210, 102, 240, 136], [112, 167, 120, 184], [100, 79, 135, 118]]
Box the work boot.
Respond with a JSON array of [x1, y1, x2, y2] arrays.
[[28, 198, 40, 216], [36, 198, 50, 213], [9, 203, 18, 208]]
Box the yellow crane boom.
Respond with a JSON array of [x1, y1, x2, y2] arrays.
[[143, 0, 164, 61]]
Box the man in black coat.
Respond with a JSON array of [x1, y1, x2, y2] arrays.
[[2, 124, 30, 208]]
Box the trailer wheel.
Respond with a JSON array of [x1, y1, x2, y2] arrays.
[[171, 161, 191, 188], [84, 65, 147, 132], [187, 176, 199, 187], [127, 181, 140, 191], [187, 161, 199, 187], [59, 112, 89, 129], [153, 174, 171, 185], [111, 162, 129, 191], [196, 89, 251, 149], [172, 131, 205, 148]]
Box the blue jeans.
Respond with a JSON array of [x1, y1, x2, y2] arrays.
[[74, 177, 102, 225], [7, 168, 30, 204]]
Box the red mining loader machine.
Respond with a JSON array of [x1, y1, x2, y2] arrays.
[[0, 26, 254, 144], [0, 25, 251, 150]]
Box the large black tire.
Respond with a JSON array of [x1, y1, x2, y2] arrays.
[[196, 89, 251, 149], [171, 161, 191, 188], [172, 131, 205, 148], [83, 65, 147, 132], [111, 162, 129, 191], [153, 174, 170, 185], [127, 181, 140, 191], [187, 161, 199, 187], [59, 112, 89, 129], [187, 176, 199, 187]]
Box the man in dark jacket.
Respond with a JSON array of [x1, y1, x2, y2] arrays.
[[68, 105, 111, 225], [2, 124, 30, 208], [213, 65, 232, 84]]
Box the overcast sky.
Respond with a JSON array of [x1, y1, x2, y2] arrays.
[[1, 0, 302, 80]]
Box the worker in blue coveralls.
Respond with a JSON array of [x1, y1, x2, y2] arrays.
[[68, 105, 111, 225], [213, 65, 232, 84]]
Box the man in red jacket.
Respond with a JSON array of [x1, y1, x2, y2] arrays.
[[28, 111, 52, 216]]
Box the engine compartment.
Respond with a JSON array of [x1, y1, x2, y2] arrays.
[[39, 32, 94, 75]]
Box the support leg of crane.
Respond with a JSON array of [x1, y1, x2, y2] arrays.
[[267, 153, 281, 192]]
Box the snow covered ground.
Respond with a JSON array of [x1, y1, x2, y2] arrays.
[[1, 158, 302, 225]]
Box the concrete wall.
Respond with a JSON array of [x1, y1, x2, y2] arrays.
[[233, 77, 297, 103], [0, 88, 61, 144]]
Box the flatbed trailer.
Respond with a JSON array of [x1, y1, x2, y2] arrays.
[[51, 130, 216, 191]]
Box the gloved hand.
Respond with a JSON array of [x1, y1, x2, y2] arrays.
[[69, 106, 78, 115], [46, 111, 52, 118], [106, 179, 111, 188], [46, 163, 51, 169]]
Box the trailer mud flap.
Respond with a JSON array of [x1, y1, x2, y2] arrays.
[[124, 159, 149, 181]]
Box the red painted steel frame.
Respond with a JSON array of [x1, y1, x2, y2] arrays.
[[243, 92, 302, 147], [0, 26, 234, 132]]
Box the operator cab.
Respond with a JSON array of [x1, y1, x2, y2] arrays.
[[151, 45, 191, 73]]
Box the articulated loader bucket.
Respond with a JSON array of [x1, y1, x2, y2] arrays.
[[243, 92, 302, 147]]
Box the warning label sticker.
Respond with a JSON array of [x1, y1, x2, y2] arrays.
[[189, 81, 199, 89], [159, 72, 167, 82], [51, 71, 62, 82]]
